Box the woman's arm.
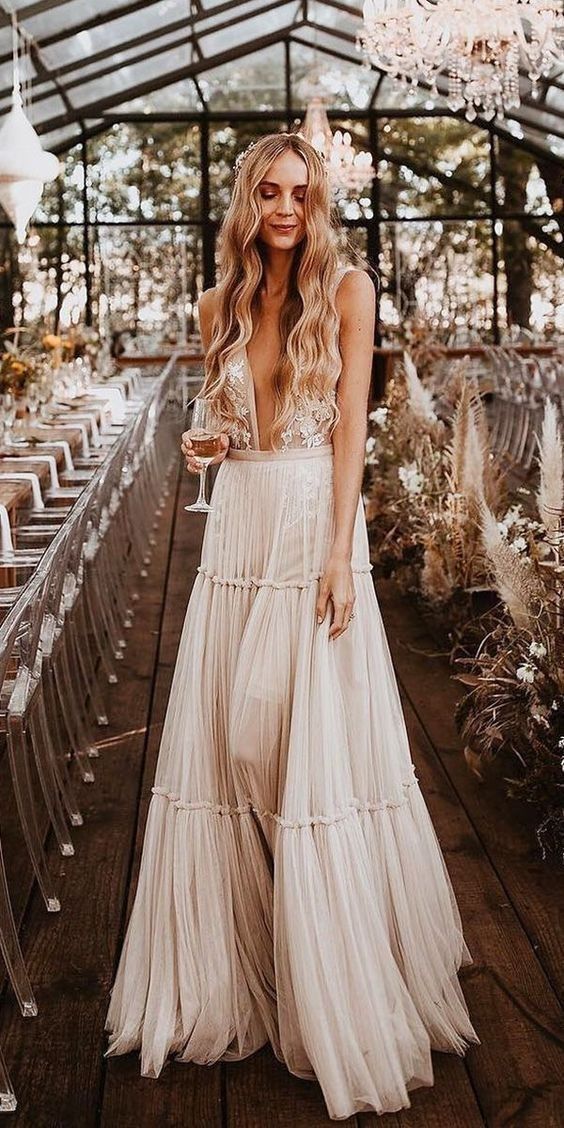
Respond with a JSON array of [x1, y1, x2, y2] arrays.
[[182, 287, 229, 473], [316, 269, 376, 639]]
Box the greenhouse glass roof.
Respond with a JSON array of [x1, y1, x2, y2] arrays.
[[0, 0, 562, 162]]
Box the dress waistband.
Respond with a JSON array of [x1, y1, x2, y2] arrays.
[[228, 444, 333, 462]]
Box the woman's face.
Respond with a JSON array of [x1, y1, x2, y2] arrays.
[[256, 149, 308, 251]]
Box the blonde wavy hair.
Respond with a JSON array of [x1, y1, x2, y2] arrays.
[[199, 131, 367, 450]]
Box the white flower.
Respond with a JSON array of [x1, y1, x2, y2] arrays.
[[503, 505, 522, 528], [366, 435, 377, 454], [561, 755, 564, 771], [497, 522, 508, 538], [559, 736, 564, 750], [516, 663, 536, 684], [529, 641, 547, 659], [368, 407, 389, 428], [398, 461, 424, 495], [510, 536, 527, 554]]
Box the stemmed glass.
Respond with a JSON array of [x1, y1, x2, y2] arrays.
[[26, 383, 40, 423], [184, 397, 223, 514], [2, 393, 16, 446]]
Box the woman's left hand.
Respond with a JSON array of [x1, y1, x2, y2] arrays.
[[316, 554, 356, 640]]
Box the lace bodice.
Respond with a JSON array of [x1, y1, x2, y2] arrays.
[[221, 265, 356, 453]]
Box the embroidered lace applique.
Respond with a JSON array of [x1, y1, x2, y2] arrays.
[[224, 356, 251, 449], [281, 394, 334, 452]]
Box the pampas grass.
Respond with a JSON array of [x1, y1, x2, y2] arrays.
[[537, 400, 563, 533], [403, 352, 437, 424], [480, 504, 541, 630]]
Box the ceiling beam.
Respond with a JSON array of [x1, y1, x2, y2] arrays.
[[35, 20, 306, 131], [290, 32, 368, 70]]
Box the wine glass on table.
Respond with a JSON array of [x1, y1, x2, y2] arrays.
[[2, 393, 16, 446], [184, 397, 223, 513]]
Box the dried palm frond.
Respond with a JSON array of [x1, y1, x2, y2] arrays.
[[537, 400, 563, 533]]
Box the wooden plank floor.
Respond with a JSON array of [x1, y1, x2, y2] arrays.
[[0, 461, 562, 1128]]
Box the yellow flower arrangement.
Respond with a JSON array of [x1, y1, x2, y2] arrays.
[[0, 350, 36, 394], [42, 333, 62, 350]]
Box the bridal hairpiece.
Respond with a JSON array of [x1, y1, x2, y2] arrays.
[[234, 140, 258, 181], [233, 137, 329, 182]]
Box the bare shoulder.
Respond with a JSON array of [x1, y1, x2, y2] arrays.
[[336, 268, 376, 329], [197, 285, 219, 318], [336, 268, 375, 307], [197, 285, 219, 350]]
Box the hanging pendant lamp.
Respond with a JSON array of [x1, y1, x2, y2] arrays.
[[0, 16, 60, 243]]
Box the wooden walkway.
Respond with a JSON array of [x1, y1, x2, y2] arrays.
[[0, 458, 562, 1128]]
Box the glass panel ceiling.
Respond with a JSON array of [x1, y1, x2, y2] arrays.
[[0, 0, 559, 163]]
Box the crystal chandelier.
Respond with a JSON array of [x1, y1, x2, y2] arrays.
[[297, 94, 375, 193], [357, 0, 445, 86], [357, 0, 564, 120]]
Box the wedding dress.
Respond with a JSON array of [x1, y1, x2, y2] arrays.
[[104, 266, 480, 1120]]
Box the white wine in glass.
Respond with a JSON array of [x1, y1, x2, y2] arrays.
[[184, 397, 222, 513]]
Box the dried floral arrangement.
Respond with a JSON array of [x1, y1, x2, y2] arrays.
[[0, 331, 39, 394], [364, 356, 563, 858], [455, 401, 564, 859], [364, 353, 507, 630], [384, 314, 448, 383], [0, 324, 101, 397]]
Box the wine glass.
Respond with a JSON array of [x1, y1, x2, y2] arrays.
[[26, 383, 40, 423], [2, 393, 16, 446], [184, 397, 223, 514]]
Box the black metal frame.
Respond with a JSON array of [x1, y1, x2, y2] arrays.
[[7, 103, 559, 340], [0, 0, 562, 167], [0, 1, 561, 340]]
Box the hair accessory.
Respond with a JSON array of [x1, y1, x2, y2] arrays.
[[234, 140, 258, 181]]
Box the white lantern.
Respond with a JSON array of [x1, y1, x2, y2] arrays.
[[0, 91, 60, 243]]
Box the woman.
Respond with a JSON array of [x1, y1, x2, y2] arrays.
[[105, 132, 480, 1119]]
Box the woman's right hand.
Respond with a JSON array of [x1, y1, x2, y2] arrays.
[[181, 430, 230, 473]]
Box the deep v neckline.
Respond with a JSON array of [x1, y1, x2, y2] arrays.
[[242, 341, 271, 452], [241, 265, 352, 451]]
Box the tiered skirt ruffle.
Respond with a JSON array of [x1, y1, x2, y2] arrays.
[[105, 445, 480, 1120]]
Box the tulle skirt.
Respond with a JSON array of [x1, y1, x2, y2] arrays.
[[104, 444, 480, 1120]]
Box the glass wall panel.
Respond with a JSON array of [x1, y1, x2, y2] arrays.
[[379, 118, 491, 217], [87, 124, 201, 223], [0, 226, 86, 332], [90, 225, 202, 340], [496, 139, 559, 216], [378, 220, 495, 342], [498, 219, 564, 337]]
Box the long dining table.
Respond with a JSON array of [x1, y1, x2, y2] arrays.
[[0, 370, 142, 569]]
